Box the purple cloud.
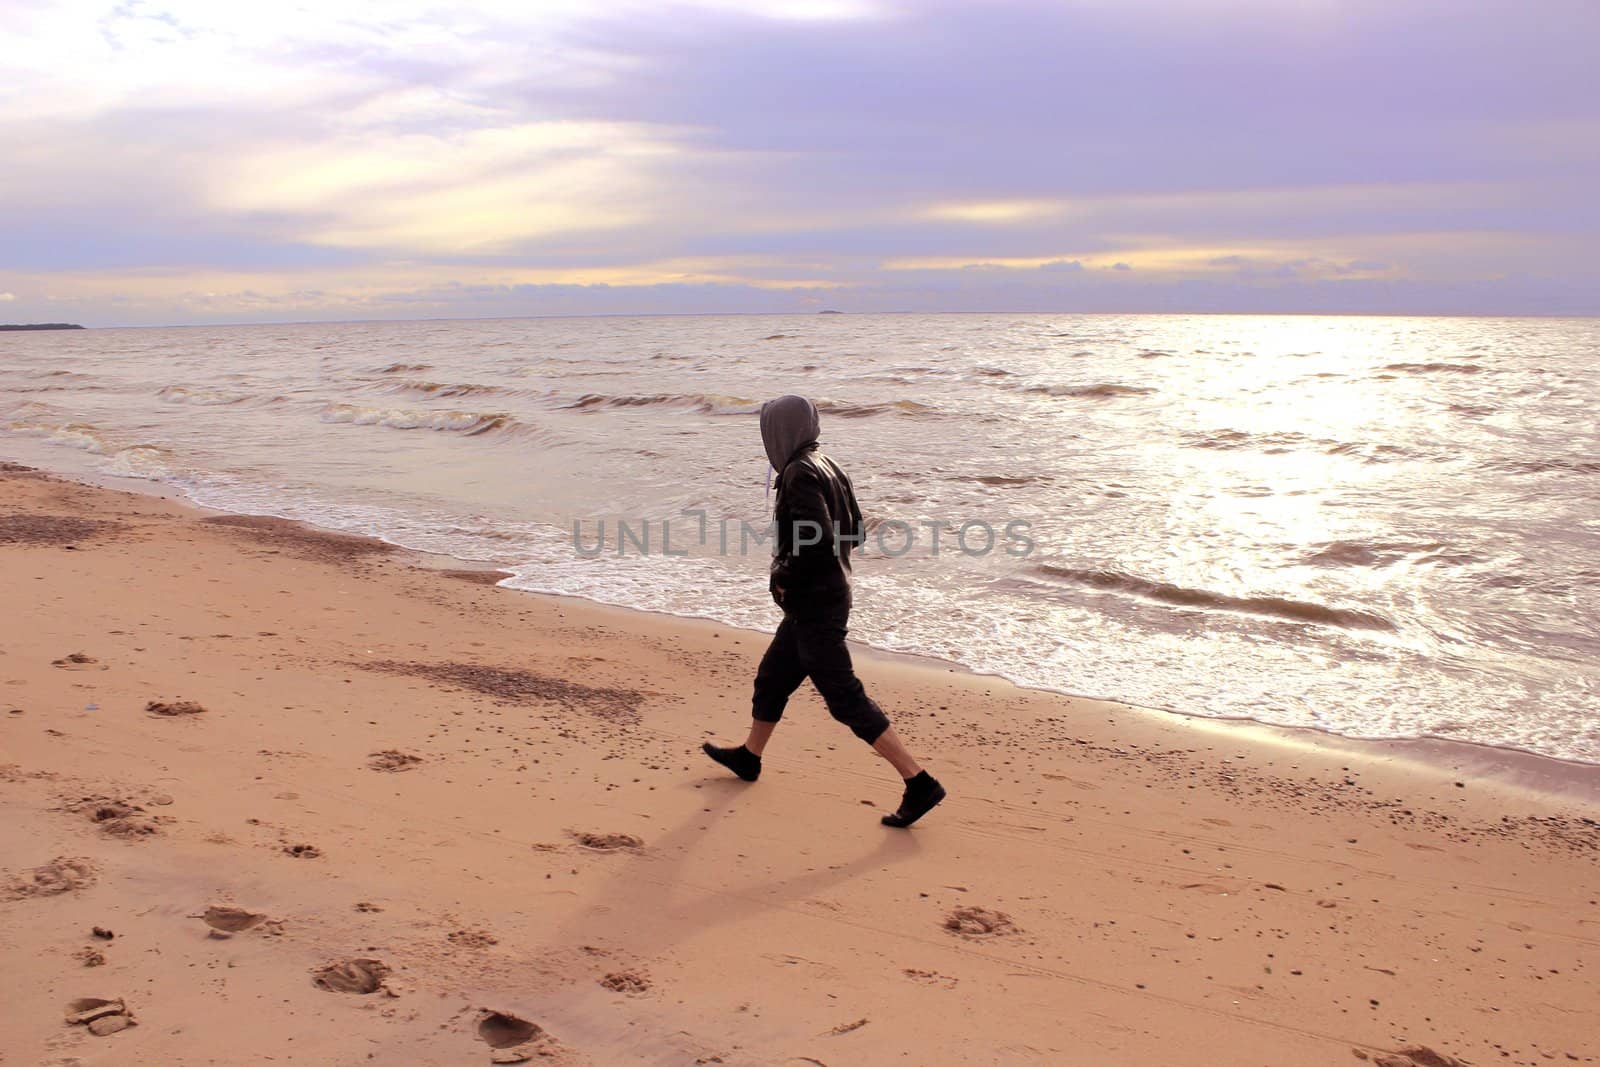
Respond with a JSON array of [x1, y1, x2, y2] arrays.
[[1, 0, 1595, 324]]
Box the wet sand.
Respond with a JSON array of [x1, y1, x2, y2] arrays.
[[1, 464, 1597, 1066]]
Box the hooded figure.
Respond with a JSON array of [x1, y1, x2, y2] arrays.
[[701, 394, 947, 830], [760, 394, 820, 475], [761, 395, 861, 613]]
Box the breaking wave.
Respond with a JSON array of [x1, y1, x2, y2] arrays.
[[370, 378, 509, 400], [1031, 564, 1396, 631], [158, 385, 252, 406], [815, 398, 940, 417], [5, 413, 175, 475], [9, 419, 117, 454], [318, 403, 517, 436]]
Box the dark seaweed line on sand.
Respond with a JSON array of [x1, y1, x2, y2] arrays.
[[358, 660, 644, 723], [200, 515, 397, 563], [0, 513, 118, 545]]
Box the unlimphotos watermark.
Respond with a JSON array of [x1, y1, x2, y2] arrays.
[[572, 510, 1036, 558]]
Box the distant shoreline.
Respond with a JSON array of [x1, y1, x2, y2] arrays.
[[0, 323, 85, 331]]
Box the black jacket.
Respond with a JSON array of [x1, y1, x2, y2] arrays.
[[770, 444, 864, 612]]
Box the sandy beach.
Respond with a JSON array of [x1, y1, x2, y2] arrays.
[[2, 463, 1597, 1066]]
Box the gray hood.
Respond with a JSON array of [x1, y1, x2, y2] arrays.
[[760, 394, 820, 473]]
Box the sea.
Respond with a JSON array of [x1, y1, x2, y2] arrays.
[[4, 313, 1597, 763]]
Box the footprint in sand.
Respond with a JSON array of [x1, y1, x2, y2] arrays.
[[478, 1009, 544, 1050], [599, 971, 650, 994], [202, 905, 268, 937], [63, 796, 160, 839], [902, 968, 959, 988], [447, 928, 498, 949], [64, 997, 136, 1036], [52, 652, 106, 671], [943, 906, 1017, 939], [5, 857, 99, 900], [145, 699, 207, 716], [569, 831, 643, 851], [367, 750, 423, 772], [312, 958, 389, 994], [282, 843, 322, 859]]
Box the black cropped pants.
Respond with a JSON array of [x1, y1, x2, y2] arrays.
[[750, 597, 891, 744]]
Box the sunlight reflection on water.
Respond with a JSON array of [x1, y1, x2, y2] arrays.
[[3, 312, 1597, 760]]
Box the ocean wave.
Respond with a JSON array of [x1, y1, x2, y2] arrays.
[[105, 444, 176, 478], [1301, 540, 1468, 568], [158, 385, 251, 405], [371, 378, 508, 400], [562, 393, 939, 418], [377, 362, 434, 374], [5, 415, 173, 473], [1184, 429, 1419, 463], [1488, 457, 1600, 476], [1032, 564, 1396, 631], [7, 418, 115, 454], [1186, 429, 1312, 453], [1323, 441, 1418, 464], [815, 397, 940, 417], [318, 403, 516, 436], [1380, 362, 1484, 375], [1024, 383, 1156, 399], [566, 393, 762, 415], [974, 473, 1051, 487]]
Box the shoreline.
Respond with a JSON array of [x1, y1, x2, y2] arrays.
[[2, 463, 1597, 1065], [12, 449, 1600, 801]]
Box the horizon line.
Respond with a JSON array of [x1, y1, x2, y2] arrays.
[[17, 308, 1600, 331]]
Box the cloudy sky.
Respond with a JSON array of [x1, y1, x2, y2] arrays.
[[3, 0, 1596, 325]]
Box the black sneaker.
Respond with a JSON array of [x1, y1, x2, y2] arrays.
[[702, 742, 761, 782], [881, 771, 945, 828]]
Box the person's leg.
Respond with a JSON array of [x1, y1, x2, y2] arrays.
[[869, 725, 920, 778], [744, 718, 778, 756], [704, 617, 805, 781], [791, 608, 887, 744], [749, 614, 806, 735], [796, 609, 945, 827]]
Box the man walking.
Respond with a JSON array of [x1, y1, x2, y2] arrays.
[[703, 394, 946, 828]]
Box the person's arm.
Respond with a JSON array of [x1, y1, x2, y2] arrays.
[[772, 461, 835, 592], [843, 471, 865, 551]]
